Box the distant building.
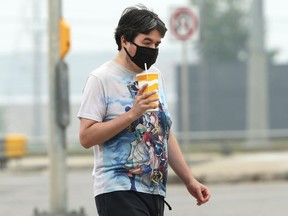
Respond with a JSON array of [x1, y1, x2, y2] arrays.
[[176, 62, 288, 131]]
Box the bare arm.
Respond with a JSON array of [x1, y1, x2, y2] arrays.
[[79, 84, 157, 148], [168, 132, 211, 206], [80, 112, 134, 148]]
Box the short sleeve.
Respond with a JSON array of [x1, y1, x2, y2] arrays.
[[77, 75, 106, 122]]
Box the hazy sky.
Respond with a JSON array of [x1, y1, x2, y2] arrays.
[[0, 0, 287, 62]]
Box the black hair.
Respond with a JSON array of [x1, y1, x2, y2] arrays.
[[114, 4, 167, 51]]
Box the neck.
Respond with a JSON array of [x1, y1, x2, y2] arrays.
[[114, 49, 143, 73]]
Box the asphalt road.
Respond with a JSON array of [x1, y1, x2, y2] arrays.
[[1, 169, 288, 216]]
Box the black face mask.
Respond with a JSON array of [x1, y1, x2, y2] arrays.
[[124, 41, 158, 70]]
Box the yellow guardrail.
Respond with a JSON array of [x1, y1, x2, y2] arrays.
[[0, 134, 27, 168], [4, 134, 27, 158]]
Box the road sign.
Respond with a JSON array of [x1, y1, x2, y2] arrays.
[[170, 7, 199, 41]]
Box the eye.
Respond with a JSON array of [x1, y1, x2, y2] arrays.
[[155, 43, 160, 48], [143, 42, 152, 47], [141, 39, 161, 48], [145, 43, 160, 49]]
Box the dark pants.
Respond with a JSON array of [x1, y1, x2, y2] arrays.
[[95, 191, 165, 216]]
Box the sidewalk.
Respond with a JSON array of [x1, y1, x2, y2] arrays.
[[169, 152, 288, 184], [2, 152, 288, 184]]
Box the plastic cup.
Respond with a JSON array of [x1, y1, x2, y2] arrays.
[[136, 73, 159, 111]]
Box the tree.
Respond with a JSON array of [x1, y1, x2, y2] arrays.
[[192, 0, 249, 63]]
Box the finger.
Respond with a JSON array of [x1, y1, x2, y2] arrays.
[[197, 188, 205, 202], [145, 96, 158, 102], [141, 90, 158, 100], [197, 190, 210, 206], [138, 84, 148, 96], [141, 100, 158, 110], [135, 94, 158, 104], [146, 90, 158, 96], [202, 189, 211, 200]]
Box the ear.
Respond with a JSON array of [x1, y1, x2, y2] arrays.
[[121, 35, 128, 48]]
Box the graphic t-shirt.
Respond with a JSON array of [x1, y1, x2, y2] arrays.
[[78, 60, 172, 197]]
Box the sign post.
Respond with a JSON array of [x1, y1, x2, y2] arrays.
[[170, 6, 199, 143]]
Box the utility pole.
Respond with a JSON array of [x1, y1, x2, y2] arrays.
[[32, 0, 43, 137], [34, 0, 84, 215], [246, 0, 269, 147], [191, 0, 209, 132], [181, 40, 190, 142], [197, 0, 210, 132], [170, 6, 199, 143], [48, 0, 67, 215]]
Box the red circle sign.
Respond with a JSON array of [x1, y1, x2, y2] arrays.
[[170, 7, 198, 41]]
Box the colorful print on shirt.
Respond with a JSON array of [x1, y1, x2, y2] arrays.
[[123, 80, 172, 193]]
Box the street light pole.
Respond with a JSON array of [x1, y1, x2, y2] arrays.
[[32, 0, 43, 138], [34, 1, 85, 215], [181, 40, 190, 143], [246, 0, 269, 147], [198, 0, 210, 132], [48, 0, 68, 215]]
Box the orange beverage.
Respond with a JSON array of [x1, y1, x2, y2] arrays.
[[136, 73, 159, 111]]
